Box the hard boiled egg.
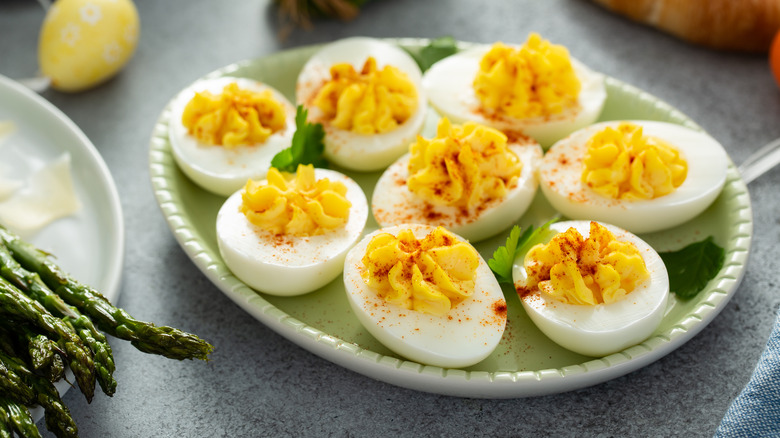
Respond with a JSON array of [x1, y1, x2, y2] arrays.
[[343, 224, 507, 368], [422, 35, 606, 148], [538, 120, 729, 234], [296, 37, 427, 171], [512, 220, 669, 357], [216, 166, 368, 296], [372, 119, 542, 242], [168, 77, 296, 197]]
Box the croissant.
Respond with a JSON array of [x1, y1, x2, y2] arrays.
[[590, 0, 780, 52]]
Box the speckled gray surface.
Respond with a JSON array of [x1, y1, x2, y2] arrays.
[[1, 0, 780, 436]]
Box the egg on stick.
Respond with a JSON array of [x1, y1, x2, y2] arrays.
[[38, 0, 140, 92]]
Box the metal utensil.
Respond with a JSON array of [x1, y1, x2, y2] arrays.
[[739, 137, 780, 184]]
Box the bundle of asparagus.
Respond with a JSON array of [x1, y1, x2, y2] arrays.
[[0, 226, 213, 438]]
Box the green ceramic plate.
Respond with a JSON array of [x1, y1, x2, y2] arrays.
[[148, 39, 752, 398]]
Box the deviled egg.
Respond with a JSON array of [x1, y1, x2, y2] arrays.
[[512, 220, 669, 357], [372, 118, 541, 242], [169, 76, 296, 196], [296, 37, 427, 171], [344, 224, 507, 368], [538, 120, 729, 234], [423, 33, 606, 148], [216, 164, 368, 296]]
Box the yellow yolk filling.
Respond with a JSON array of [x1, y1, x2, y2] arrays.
[[581, 123, 688, 200], [240, 164, 351, 236], [312, 57, 418, 134], [362, 227, 479, 316], [406, 118, 522, 210], [473, 33, 581, 119], [524, 222, 650, 305], [182, 83, 287, 148]]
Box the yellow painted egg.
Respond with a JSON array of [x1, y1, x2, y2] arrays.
[[38, 0, 140, 92]]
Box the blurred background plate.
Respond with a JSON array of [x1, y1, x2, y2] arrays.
[[0, 74, 125, 415]]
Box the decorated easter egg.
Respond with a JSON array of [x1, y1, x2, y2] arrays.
[[38, 0, 140, 92]]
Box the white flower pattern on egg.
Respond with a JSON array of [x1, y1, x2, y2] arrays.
[[103, 42, 121, 64], [79, 3, 102, 25], [60, 23, 80, 47], [124, 23, 138, 43], [39, 0, 139, 92]]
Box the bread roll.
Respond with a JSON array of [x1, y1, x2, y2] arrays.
[[590, 0, 780, 52]]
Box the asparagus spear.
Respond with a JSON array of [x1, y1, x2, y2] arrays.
[[3, 322, 63, 376], [0, 322, 66, 384], [20, 326, 65, 383], [0, 276, 96, 402], [73, 323, 115, 396], [0, 351, 78, 438], [0, 405, 12, 438], [0, 353, 35, 406], [0, 245, 115, 395], [0, 397, 40, 438], [0, 229, 213, 361], [0, 325, 17, 356], [23, 327, 60, 374]]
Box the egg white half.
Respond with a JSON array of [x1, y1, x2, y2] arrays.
[[422, 44, 606, 149], [169, 76, 296, 197], [512, 220, 669, 357], [372, 142, 542, 242], [343, 224, 507, 368], [216, 168, 368, 296], [296, 37, 427, 171], [538, 120, 730, 234]]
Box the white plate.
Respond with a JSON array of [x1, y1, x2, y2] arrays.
[[0, 74, 124, 417]]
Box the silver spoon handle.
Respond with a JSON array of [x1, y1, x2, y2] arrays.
[[738, 137, 780, 184]]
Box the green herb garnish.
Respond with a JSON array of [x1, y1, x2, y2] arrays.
[[659, 236, 725, 299], [488, 219, 557, 284], [270, 105, 327, 172], [409, 36, 459, 72]]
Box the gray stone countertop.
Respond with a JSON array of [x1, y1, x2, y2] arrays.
[[1, 0, 779, 436]]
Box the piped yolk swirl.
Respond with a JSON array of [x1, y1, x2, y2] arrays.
[[240, 164, 351, 236], [406, 118, 522, 210], [473, 33, 581, 119], [312, 57, 418, 134], [523, 222, 650, 305], [362, 227, 479, 316], [581, 122, 688, 200], [182, 82, 287, 147]]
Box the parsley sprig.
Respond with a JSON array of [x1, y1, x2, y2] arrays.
[[488, 219, 557, 284], [659, 236, 725, 299], [270, 105, 327, 172], [408, 36, 459, 72], [488, 219, 725, 299]]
